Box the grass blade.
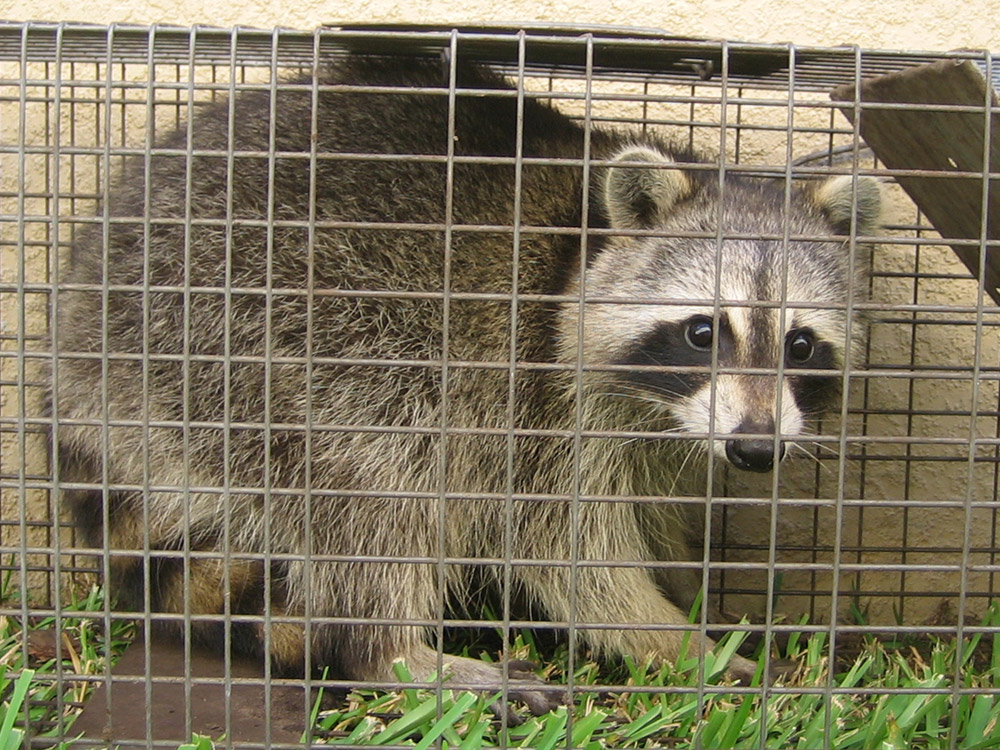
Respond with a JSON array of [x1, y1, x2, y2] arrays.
[[0, 669, 33, 745], [411, 692, 479, 750]]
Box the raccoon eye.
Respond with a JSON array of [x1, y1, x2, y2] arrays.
[[684, 316, 714, 351], [787, 329, 816, 364]]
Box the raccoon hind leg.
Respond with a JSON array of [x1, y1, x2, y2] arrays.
[[64, 486, 151, 612], [150, 550, 277, 661]]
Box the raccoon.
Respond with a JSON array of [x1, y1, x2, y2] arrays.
[[48, 53, 880, 708]]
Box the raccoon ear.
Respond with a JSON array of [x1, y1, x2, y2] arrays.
[[812, 175, 882, 235], [604, 146, 691, 230]]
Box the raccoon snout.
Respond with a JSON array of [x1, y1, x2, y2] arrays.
[[724, 422, 784, 473]]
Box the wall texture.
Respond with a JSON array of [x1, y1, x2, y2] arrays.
[[3, 0, 999, 52]]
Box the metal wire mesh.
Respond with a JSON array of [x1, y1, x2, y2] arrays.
[[0, 21, 998, 749]]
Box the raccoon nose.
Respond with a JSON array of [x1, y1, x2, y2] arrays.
[[725, 429, 784, 473]]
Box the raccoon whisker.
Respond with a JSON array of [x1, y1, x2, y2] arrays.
[[601, 391, 666, 407], [794, 438, 842, 459], [618, 432, 694, 450], [787, 441, 842, 476], [616, 381, 687, 403], [798, 412, 846, 430], [601, 391, 673, 416], [611, 421, 694, 449], [594, 391, 674, 424], [786, 441, 827, 469], [666, 441, 705, 496], [599, 390, 689, 426]]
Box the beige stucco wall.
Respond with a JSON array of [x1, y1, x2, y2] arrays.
[[1, 2, 999, 631], [2, 0, 998, 52]]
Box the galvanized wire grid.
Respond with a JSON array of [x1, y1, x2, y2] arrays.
[[0, 21, 998, 749]]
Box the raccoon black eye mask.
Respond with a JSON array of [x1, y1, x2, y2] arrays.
[[660, 316, 834, 471], [49, 55, 879, 713], [686, 317, 818, 365]]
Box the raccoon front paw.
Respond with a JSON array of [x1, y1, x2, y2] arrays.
[[500, 659, 566, 720], [441, 655, 564, 724], [725, 653, 795, 686], [725, 653, 760, 685], [406, 651, 564, 724]]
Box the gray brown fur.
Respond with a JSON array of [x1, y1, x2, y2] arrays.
[[48, 55, 878, 699]]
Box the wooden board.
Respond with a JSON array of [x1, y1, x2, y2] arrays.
[[832, 59, 1000, 305]]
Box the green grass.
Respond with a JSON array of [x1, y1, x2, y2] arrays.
[[0, 667, 34, 749], [308, 605, 1000, 749], [4, 592, 1000, 749]]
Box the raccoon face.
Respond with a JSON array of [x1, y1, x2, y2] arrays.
[[561, 145, 882, 472]]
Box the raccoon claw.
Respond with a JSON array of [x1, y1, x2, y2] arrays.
[[761, 657, 797, 684], [490, 663, 565, 723], [726, 654, 796, 686], [490, 683, 565, 724], [725, 654, 760, 685], [506, 659, 542, 673]]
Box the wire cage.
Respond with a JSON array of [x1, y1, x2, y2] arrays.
[[1, 21, 999, 749]]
